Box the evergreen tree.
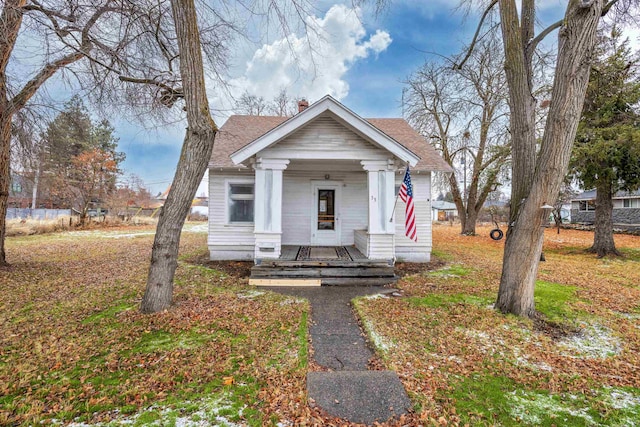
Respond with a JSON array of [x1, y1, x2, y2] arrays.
[[42, 96, 125, 211], [570, 30, 640, 257]]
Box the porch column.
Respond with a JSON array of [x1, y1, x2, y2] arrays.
[[254, 158, 289, 260], [361, 160, 396, 234]]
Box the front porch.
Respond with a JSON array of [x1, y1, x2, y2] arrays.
[[250, 245, 397, 286]]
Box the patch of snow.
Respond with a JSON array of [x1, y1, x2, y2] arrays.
[[509, 390, 597, 426], [606, 388, 640, 410], [66, 230, 156, 239], [558, 323, 621, 359], [516, 355, 554, 372], [463, 329, 509, 356], [183, 223, 208, 233], [238, 290, 265, 299], [362, 293, 386, 300], [64, 394, 244, 427], [363, 319, 395, 352]]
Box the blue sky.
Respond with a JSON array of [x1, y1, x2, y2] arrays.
[[115, 1, 485, 195], [97, 1, 594, 195]]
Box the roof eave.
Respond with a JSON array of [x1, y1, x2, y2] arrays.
[[230, 95, 420, 167]]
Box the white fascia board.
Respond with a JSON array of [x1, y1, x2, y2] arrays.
[[230, 95, 420, 167]]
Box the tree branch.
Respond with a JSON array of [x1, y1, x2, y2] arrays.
[[22, 0, 76, 23], [602, 0, 621, 16], [118, 75, 183, 106], [453, 0, 498, 70], [527, 19, 562, 56], [9, 2, 119, 113], [10, 50, 84, 113]]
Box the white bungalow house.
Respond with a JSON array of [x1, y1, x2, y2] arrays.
[[208, 95, 451, 266]]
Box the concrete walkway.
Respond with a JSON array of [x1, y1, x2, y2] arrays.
[[267, 286, 411, 425]]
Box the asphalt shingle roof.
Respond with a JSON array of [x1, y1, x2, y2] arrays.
[[209, 115, 452, 172]]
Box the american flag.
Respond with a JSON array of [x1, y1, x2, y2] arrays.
[[399, 166, 417, 241]]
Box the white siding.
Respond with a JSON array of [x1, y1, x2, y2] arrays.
[[261, 115, 388, 161], [208, 170, 255, 260], [354, 229, 368, 255], [394, 172, 432, 262], [368, 234, 395, 260], [281, 167, 368, 245]]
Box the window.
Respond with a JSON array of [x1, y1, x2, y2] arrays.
[[317, 189, 335, 230], [11, 181, 22, 193], [579, 201, 595, 211], [228, 183, 254, 223], [623, 198, 639, 208]]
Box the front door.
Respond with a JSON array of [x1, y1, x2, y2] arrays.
[[311, 182, 341, 246]]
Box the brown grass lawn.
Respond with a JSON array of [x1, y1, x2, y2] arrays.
[[356, 224, 640, 426], [1, 224, 639, 426], [0, 227, 311, 426]]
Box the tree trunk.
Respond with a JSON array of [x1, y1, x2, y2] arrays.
[[589, 182, 619, 256], [496, 0, 603, 317], [0, 0, 26, 265], [140, 0, 218, 313], [0, 111, 12, 265], [31, 161, 40, 210], [462, 201, 478, 235]]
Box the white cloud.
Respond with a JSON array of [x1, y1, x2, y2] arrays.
[[210, 4, 391, 117]]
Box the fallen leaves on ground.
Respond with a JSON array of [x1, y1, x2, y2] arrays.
[[356, 224, 640, 426], [2, 224, 639, 426], [0, 227, 309, 426]]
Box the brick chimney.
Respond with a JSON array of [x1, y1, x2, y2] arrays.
[[297, 98, 309, 113]]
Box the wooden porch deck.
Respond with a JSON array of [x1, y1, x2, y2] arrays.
[[251, 246, 397, 286]]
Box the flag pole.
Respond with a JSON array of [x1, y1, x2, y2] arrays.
[[389, 163, 409, 222], [389, 192, 400, 222]]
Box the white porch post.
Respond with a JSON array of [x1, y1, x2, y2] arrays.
[[360, 160, 396, 259], [254, 158, 289, 260]]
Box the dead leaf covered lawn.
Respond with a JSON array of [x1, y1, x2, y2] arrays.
[[3, 224, 640, 426], [355, 224, 640, 426], [1, 227, 310, 426]]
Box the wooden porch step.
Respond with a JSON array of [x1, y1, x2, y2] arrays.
[[259, 260, 392, 268], [249, 276, 397, 287], [251, 266, 396, 278], [320, 277, 398, 286]]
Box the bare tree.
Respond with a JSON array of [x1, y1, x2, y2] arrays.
[[234, 91, 268, 116], [457, 0, 634, 317], [139, 1, 315, 312], [0, 0, 237, 264], [0, 0, 124, 264], [140, 0, 218, 313], [234, 89, 298, 116], [405, 31, 510, 235], [268, 88, 297, 116]]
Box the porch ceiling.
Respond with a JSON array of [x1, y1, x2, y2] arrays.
[[285, 159, 372, 172]]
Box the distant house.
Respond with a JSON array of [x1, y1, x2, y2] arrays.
[[431, 201, 457, 221], [571, 189, 640, 229], [8, 173, 33, 208], [190, 197, 208, 217], [207, 95, 452, 264]]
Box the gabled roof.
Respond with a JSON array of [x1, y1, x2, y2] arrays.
[[210, 96, 452, 172]]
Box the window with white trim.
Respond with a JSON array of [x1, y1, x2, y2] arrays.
[[228, 183, 254, 223], [623, 198, 639, 208]]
